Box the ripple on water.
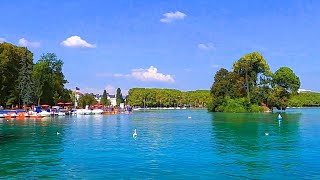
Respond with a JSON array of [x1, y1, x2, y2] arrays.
[[0, 109, 320, 178]]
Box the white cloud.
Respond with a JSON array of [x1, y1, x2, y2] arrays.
[[18, 38, 40, 48], [198, 43, 215, 51], [212, 65, 219, 68], [61, 36, 96, 48], [131, 66, 174, 82], [82, 87, 102, 94], [0, 38, 6, 43], [113, 73, 128, 78], [113, 66, 174, 83], [160, 11, 186, 23]]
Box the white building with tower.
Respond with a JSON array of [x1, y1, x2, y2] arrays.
[[107, 94, 117, 106], [75, 87, 81, 108]]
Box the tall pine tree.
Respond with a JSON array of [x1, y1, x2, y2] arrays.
[[17, 48, 33, 108], [100, 90, 110, 105], [116, 88, 124, 106]]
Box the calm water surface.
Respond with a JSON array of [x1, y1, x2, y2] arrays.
[[0, 108, 320, 179]]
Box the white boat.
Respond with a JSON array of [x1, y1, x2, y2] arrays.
[[92, 109, 103, 114], [39, 111, 51, 117], [76, 109, 92, 115], [133, 107, 142, 111], [57, 112, 66, 116]]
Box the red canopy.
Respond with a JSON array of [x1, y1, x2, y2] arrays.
[[57, 102, 64, 105], [64, 102, 72, 105]]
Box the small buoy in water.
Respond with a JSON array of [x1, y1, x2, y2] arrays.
[[133, 129, 137, 138], [265, 132, 269, 136], [188, 116, 192, 119], [277, 114, 283, 120], [56, 132, 60, 135]]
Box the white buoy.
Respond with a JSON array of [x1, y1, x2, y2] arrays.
[[277, 114, 283, 120], [56, 132, 60, 135], [133, 129, 137, 138], [265, 132, 269, 136], [188, 116, 192, 119]]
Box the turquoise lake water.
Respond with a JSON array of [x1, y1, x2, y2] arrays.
[[0, 108, 320, 179]]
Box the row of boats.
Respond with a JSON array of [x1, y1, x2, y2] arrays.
[[0, 106, 189, 119], [0, 108, 132, 119]]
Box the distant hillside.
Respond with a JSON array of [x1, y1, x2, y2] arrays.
[[289, 92, 320, 107]]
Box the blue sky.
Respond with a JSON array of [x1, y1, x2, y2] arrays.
[[1, 0, 319, 94]]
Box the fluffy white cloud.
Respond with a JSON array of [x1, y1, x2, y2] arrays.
[[160, 11, 186, 23], [212, 64, 219, 68], [113, 66, 174, 83], [131, 66, 174, 82], [0, 38, 6, 43], [18, 38, 40, 48], [61, 36, 96, 48], [198, 43, 215, 51]]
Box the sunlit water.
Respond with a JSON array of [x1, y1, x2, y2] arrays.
[[0, 108, 320, 179]]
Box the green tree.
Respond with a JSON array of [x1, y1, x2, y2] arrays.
[[32, 60, 46, 105], [32, 53, 67, 105], [100, 90, 110, 105], [60, 88, 73, 103], [233, 52, 270, 103], [78, 94, 97, 108], [210, 68, 245, 111], [17, 48, 33, 107], [208, 52, 300, 112], [272, 67, 300, 93], [0, 42, 33, 106], [270, 67, 300, 110], [116, 88, 124, 106], [269, 87, 290, 110]]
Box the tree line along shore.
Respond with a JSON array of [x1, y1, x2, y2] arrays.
[[0, 42, 319, 111]]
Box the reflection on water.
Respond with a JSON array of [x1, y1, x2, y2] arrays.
[[210, 112, 319, 179], [0, 117, 65, 179]]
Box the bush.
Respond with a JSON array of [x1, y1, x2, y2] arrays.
[[249, 104, 264, 112], [222, 98, 247, 113], [209, 97, 265, 113]]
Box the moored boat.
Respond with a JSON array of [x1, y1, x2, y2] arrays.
[[92, 109, 103, 114]]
